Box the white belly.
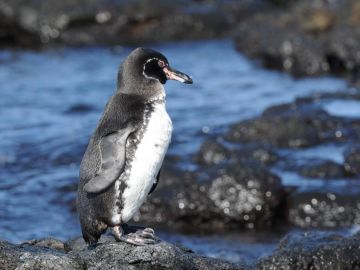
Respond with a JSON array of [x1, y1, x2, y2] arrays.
[[119, 102, 172, 223]]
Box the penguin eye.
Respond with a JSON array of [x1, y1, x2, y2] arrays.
[[143, 58, 167, 84], [158, 60, 167, 68]]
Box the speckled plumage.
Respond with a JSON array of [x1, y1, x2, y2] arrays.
[[112, 99, 172, 224]]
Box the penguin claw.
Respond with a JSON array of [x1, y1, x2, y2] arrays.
[[134, 228, 156, 240], [113, 225, 160, 246], [118, 232, 160, 246], [143, 228, 155, 235]]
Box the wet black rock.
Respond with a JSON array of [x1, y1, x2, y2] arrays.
[[235, 13, 329, 77], [207, 162, 284, 230], [0, 237, 244, 270], [137, 161, 284, 232], [194, 138, 231, 166], [4, 232, 360, 270], [21, 238, 66, 251], [298, 160, 347, 179], [234, 0, 360, 81], [136, 167, 220, 233], [287, 184, 360, 228], [240, 147, 278, 166], [0, 2, 42, 48], [0, 0, 268, 48], [256, 231, 360, 270], [225, 100, 360, 148], [194, 138, 278, 166], [225, 106, 321, 147], [0, 239, 82, 270], [344, 145, 360, 176]]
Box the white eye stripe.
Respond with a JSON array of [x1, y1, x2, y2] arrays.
[[143, 72, 158, 81], [142, 57, 163, 81], [144, 57, 160, 64]]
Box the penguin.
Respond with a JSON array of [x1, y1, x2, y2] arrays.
[[76, 48, 193, 246]]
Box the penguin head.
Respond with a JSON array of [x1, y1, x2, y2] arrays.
[[117, 48, 192, 96]]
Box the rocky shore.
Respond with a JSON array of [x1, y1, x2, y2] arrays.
[[2, 0, 360, 82], [0, 237, 244, 270], [2, 231, 360, 270], [0, 0, 264, 49], [234, 0, 360, 84], [2, 1, 360, 269]]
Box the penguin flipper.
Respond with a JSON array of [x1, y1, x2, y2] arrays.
[[148, 169, 161, 195], [84, 128, 133, 193]]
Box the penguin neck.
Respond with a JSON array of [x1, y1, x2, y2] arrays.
[[145, 91, 166, 104], [117, 80, 166, 103]]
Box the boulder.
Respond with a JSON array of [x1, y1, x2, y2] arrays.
[[193, 138, 232, 166], [344, 145, 360, 176], [288, 184, 360, 228], [298, 160, 347, 179], [194, 139, 278, 167], [207, 162, 284, 230], [256, 231, 360, 270], [234, 0, 360, 82], [137, 161, 285, 232], [225, 101, 360, 148]]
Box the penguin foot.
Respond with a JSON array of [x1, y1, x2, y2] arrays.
[[134, 227, 156, 239], [112, 225, 160, 246], [121, 231, 160, 246]]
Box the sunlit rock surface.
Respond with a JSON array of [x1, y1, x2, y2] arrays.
[[207, 163, 284, 230], [288, 184, 360, 228], [137, 160, 284, 233], [193, 139, 232, 166]]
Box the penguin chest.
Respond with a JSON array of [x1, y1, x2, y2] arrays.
[[120, 103, 172, 223]]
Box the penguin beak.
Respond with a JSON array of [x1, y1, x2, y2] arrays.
[[163, 66, 193, 84]]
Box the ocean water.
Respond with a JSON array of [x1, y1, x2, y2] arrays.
[[0, 40, 351, 263]]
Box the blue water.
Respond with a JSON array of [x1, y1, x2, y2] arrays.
[[0, 40, 352, 262]]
